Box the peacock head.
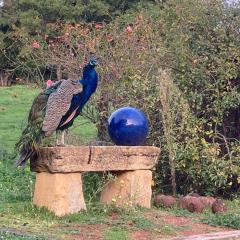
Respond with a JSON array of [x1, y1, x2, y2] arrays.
[[81, 56, 99, 86], [88, 57, 98, 67], [82, 56, 98, 75]]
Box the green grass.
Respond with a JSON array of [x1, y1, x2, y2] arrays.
[[0, 86, 40, 152], [0, 231, 48, 240], [202, 200, 240, 229], [0, 201, 154, 239], [155, 200, 240, 230], [130, 216, 155, 230], [104, 227, 129, 240]]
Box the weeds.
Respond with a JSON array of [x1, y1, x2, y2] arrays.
[[0, 231, 47, 240], [104, 227, 129, 240], [202, 212, 240, 229]]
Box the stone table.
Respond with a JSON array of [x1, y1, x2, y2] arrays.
[[31, 146, 160, 216]]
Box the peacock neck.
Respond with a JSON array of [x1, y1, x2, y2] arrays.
[[79, 68, 98, 91]]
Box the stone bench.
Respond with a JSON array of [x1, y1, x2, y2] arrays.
[[30, 146, 160, 216]]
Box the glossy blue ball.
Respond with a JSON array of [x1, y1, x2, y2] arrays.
[[108, 107, 149, 146]]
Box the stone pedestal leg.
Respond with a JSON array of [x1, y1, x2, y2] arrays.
[[100, 170, 152, 208], [33, 172, 86, 216]]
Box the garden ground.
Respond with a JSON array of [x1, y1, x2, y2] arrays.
[[0, 86, 240, 240], [0, 202, 238, 240]]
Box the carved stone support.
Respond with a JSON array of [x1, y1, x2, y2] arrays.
[[33, 172, 86, 216], [100, 170, 152, 208]]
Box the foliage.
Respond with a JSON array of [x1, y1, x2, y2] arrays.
[[0, 156, 35, 203], [0, 0, 156, 35], [0, 0, 240, 197], [83, 172, 116, 202], [157, 0, 240, 197], [203, 211, 240, 229], [0, 0, 156, 85], [202, 199, 240, 229], [156, 200, 240, 230]]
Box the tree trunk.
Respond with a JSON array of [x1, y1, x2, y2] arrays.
[[0, 71, 12, 86], [3, 0, 13, 8], [96, 73, 111, 141], [56, 65, 62, 80]]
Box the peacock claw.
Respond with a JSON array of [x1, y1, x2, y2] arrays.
[[56, 143, 67, 147], [56, 143, 74, 147], [56, 130, 67, 146]]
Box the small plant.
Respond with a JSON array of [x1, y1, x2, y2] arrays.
[[203, 212, 240, 229], [104, 227, 129, 240], [132, 216, 155, 230], [0, 231, 47, 240]]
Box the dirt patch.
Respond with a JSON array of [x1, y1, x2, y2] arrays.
[[179, 222, 228, 237], [65, 210, 233, 240], [144, 211, 230, 238], [163, 215, 229, 236], [163, 215, 193, 226], [65, 224, 105, 240], [131, 230, 156, 240], [109, 211, 120, 221]]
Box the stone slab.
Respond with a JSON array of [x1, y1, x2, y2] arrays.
[[172, 230, 240, 240], [100, 170, 152, 208], [33, 172, 86, 216], [30, 146, 160, 173]]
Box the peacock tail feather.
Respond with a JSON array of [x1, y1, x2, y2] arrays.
[[15, 81, 63, 166]]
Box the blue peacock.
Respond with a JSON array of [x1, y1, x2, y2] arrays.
[[16, 57, 98, 166]]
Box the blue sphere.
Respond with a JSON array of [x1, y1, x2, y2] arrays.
[[108, 107, 149, 146]]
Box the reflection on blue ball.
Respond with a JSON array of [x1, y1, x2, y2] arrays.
[[108, 107, 149, 146]]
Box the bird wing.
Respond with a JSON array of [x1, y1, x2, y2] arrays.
[[15, 79, 80, 166], [27, 92, 49, 122], [15, 81, 64, 166], [42, 80, 83, 136]]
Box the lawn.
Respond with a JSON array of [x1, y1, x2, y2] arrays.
[[0, 85, 240, 239], [0, 85, 40, 152]]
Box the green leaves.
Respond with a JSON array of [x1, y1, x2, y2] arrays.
[[19, 10, 41, 32]]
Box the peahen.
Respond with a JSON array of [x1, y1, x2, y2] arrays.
[[16, 57, 98, 166]]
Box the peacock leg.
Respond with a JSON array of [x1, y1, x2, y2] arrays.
[[56, 130, 70, 147], [56, 131, 60, 146], [60, 130, 66, 146], [56, 130, 66, 146]]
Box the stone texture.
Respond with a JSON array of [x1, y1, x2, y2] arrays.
[[100, 170, 152, 208], [188, 193, 201, 197], [199, 196, 216, 207], [212, 199, 227, 214], [179, 196, 204, 213], [154, 194, 178, 208], [187, 195, 216, 208], [30, 146, 160, 173], [33, 172, 86, 216]]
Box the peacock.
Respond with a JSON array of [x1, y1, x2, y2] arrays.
[[15, 57, 98, 166]]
